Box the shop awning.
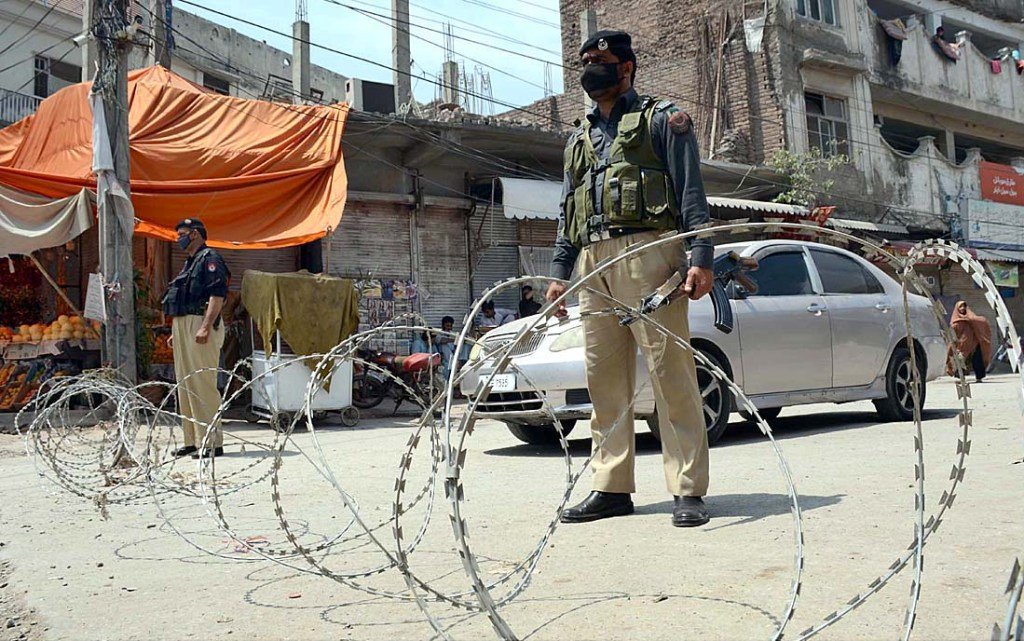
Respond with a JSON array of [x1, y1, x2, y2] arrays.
[[827, 217, 909, 235], [0, 184, 93, 258], [497, 177, 561, 220], [492, 181, 811, 222], [706, 197, 809, 217], [0, 66, 349, 249], [976, 248, 1024, 264]]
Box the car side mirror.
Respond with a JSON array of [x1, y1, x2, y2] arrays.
[[726, 281, 748, 300]]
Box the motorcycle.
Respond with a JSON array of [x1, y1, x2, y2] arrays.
[[352, 348, 444, 413]]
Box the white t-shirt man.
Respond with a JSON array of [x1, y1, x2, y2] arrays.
[[477, 307, 516, 328]]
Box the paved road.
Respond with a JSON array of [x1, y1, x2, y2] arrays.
[[0, 375, 1021, 640]]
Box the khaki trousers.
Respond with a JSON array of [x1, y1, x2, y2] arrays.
[[578, 231, 710, 497], [171, 315, 225, 449]]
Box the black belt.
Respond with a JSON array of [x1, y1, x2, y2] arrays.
[[582, 226, 651, 246]]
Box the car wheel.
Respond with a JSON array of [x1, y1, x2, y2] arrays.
[[873, 346, 926, 422], [646, 349, 732, 445], [505, 419, 577, 445], [739, 407, 782, 423]]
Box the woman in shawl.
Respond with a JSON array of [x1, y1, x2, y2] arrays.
[[947, 301, 993, 382]]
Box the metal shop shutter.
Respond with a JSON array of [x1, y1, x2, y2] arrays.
[[417, 207, 470, 327], [327, 202, 411, 280], [470, 206, 519, 310], [171, 244, 298, 291]]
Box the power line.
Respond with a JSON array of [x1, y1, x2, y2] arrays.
[[451, 0, 559, 29], [341, 4, 551, 97], [340, 0, 562, 56], [173, 0, 580, 129], [139, 0, 1009, 229], [334, 1, 1004, 165], [324, 0, 561, 67], [0, 1, 63, 57], [0, 33, 76, 76], [135, 0, 560, 187], [0, 0, 39, 43]]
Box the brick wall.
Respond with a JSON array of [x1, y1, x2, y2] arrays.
[[508, 0, 788, 163]]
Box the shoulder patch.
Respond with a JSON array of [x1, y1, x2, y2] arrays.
[[668, 110, 693, 135], [655, 99, 674, 112]]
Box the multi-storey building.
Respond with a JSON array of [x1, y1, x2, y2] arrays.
[[513, 0, 1024, 329]]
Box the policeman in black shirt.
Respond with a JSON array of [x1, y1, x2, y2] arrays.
[[161, 218, 230, 459]]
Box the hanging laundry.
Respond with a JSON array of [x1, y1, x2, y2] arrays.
[[1017, 60, 1024, 75], [991, 59, 1003, 74], [879, 18, 907, 66]]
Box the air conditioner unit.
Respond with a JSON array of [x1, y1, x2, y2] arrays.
[[345, 78, 396, 114]]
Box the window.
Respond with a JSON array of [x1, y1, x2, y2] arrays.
[[202, 73, 230, 96], [33, 56, 82, 98], [797, 0, 839, 26], [748, 251, 815, 297], [805, 92, 849, 158], [810, 249, 884, 294]]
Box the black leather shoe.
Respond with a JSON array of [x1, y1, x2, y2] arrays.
[[173, 445, 197, 458], [191, 447, 225, 459], [560, 491, 634, 523], [672, 496, 710, 527]]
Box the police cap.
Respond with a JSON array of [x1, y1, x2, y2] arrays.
[[578, 29, 632, 58], [174, 217, 208, 239]]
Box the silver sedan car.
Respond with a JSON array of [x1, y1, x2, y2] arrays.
[[460, 240, 947, 445]]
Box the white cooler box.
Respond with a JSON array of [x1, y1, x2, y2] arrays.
[[251, 350, 353, 412]]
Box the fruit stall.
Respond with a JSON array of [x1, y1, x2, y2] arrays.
[[0, 315, 102, 413]]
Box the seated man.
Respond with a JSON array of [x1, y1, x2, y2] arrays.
[[434, 316, 458, 379], [476, 300, 516, 332]]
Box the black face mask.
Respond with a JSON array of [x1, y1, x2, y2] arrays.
[[580, 62, 621, 94]]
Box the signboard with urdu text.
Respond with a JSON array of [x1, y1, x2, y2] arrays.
[[980, 161, 1024, 207]]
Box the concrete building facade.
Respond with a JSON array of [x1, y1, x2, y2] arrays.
[[0, 0, 348, 128], [506, 0, 1024, 331]]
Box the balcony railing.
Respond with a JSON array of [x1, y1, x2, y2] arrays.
[[0, 89, 42, 126], [868, 17, 1024, 122]]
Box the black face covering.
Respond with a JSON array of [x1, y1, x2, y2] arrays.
[[580, 62, 621, 94]]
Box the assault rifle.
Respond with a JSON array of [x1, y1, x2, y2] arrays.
[[619, 251, 758, 333]]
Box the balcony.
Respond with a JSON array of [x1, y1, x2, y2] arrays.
[[0, 89, 42, 127], [864, 124, 981, 227], [865, 14, 1024, 128]]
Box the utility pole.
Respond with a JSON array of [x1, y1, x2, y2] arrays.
[[292, 0, 310, 104], [147, 0, 171, 67], [579, 8, 597, 114], [391, 0, 412, 113], [91, 0, 137, 383], [293, 0, 322, 273]]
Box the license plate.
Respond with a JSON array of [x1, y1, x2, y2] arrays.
[[487, 373, 516, 392]]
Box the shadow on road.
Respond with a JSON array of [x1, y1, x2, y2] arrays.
[[635, 492, 844, 531], [484, 407, 963, 458]]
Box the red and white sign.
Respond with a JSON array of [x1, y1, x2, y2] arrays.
[[980, 161, 1024, 206]]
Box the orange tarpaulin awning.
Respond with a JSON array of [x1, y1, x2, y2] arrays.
[[0, 66, 349, 249]]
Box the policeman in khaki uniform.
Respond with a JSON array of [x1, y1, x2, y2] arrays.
[[162, 218, 230, 459], [545, 30, 715, 527]]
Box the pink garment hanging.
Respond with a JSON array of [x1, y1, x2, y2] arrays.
[[991, 59, 1003, 74]]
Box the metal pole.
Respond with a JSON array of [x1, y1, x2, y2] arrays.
[[92, 0, 138, 383]]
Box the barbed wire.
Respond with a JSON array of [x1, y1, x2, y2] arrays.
[[14, 223, 1023, 639]]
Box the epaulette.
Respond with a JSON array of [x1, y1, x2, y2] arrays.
[[654, 99, 675, 112]]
